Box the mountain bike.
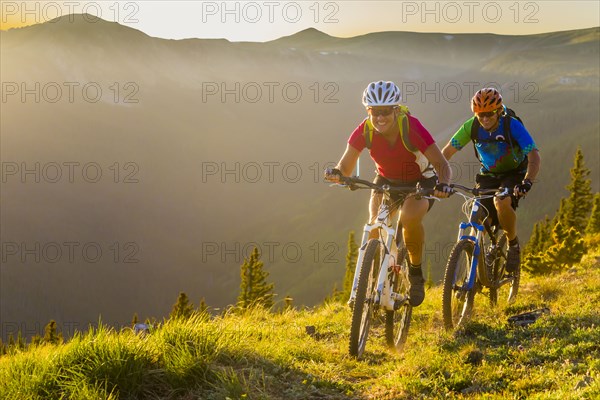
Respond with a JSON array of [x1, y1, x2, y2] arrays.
[[327, 171, 434, 358], [442, 184, 520, 331]]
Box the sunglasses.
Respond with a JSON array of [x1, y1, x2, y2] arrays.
[[475, 109, 500, 119], [368, 106, 397, 117]]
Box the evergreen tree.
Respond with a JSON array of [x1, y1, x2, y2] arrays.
[[522, 252, 549, 275], [525, 216, 553, 255], [237, 247, 274, 310], [30, 335, 43, 347], [43, 320, 62, 345], [564, 148, 593, 233], [170, 292, 195, 320], [552, 198, 569, 231], [131, 313, 139, 327], [543, 222, 586, 270], [525, 220, 542, 256], [586, 193, 600, 235], [198, 298, 209, 314], [7, 334, 15, 351], [16, 331, 26, 350], [342, 231, 358, 299]]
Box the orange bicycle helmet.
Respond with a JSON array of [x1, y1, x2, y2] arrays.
[[471, 88, 503, 113]]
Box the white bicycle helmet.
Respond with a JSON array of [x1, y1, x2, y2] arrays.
[[362, 81, 402, 107]]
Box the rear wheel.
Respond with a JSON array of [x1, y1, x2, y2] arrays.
[[385, 245, 412, 351], [349, 239, 381, 358], [442, 239, 476, 331], [489, 232, 520, 306]]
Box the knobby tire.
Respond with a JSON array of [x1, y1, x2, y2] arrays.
[[385, 244, 412, 350], [349, 239, 381, 358], [489, 232, 520, 306], [442, 239, 476, 331]]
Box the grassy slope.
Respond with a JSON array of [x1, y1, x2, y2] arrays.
[[1, 248, 599, 400]]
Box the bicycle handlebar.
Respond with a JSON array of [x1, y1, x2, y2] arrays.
[[327, 171, 435, 197], [449, 184, 510, 197]]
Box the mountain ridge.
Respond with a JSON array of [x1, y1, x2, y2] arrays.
[[2, 13, 598, 43]]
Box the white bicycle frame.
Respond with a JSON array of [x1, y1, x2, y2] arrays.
[[348, 187, 406, 311]]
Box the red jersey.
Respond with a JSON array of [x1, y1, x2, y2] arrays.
[[348, 115, 436, 182]]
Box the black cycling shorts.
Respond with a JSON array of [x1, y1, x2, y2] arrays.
[[475, 172, 525, 226]]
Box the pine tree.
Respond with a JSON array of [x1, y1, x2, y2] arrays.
[[170, 292, 195, 320], [525, 220, 542, 256], [43, 320, 62, 345], [586, 193, 600, 235], [237, 247, 274, 310], [30, 335, 43, 347], [552, 198, 569, 231], [198, 298, 209, 314], [525, 216, 553, 255], [564, 148, 593, 233], [342, 231, 358, 299], [522, 252, 549, 275], [16, 331, 26, 350], [7, 334, 15, 351], [543, 222, 586, 270], [540, 216, 554, 251]]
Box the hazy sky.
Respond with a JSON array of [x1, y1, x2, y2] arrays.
[[1, 1, 599, 41]]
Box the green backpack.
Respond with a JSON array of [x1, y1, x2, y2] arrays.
[[362, 105, 417, 152], [362, 107, 435, 179]]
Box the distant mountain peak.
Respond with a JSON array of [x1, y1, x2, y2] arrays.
[[46, 13, 116, 26], [295, 27, 332, 37], [271, 27, 336, 44], [4, 13, 152, 42]]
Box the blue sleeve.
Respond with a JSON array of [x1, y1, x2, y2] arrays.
[[510, 118, 537, 155]]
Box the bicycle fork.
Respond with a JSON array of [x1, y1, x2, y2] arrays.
[[349, 223, 397, 310], [457, 201, 486, 291]]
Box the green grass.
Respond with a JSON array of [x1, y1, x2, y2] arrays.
[[1, 249, 599, 399]]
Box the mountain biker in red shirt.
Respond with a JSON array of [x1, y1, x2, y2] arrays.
[[325, 81, 452, 306]]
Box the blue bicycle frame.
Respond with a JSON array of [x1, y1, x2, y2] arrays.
[[455, 199, 487, 292]]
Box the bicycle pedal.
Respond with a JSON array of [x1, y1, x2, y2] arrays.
[[393, 299, 406, 310]]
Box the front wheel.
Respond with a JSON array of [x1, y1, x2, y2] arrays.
[[349, 239, 381, 358], [489, 233, 520, 306], [385, 245, 412, 351], [442, 239, 476, 331]]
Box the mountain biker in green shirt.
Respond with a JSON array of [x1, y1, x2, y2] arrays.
[[442, 88, 541, 274]]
